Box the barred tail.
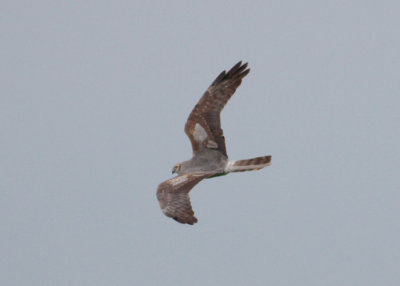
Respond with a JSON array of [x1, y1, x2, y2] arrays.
[[225, 156, 272, 173]]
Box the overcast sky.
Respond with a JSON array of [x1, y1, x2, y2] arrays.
[[1, 1, 399, 285]]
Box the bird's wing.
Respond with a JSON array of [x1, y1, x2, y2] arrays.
[[156, 174, 210, 225], [185, 61, 250, 157]]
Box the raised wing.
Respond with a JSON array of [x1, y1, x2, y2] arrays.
[[185, 61, 250, 157], [156, 174, 209, 225]]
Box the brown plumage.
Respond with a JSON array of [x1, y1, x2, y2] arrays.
[[157, 174, 209, 224], [157, 62, 272, 225], [184, 61, 249, 156]]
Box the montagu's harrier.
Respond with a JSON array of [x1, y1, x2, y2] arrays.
[[157, 62, 272, 225]]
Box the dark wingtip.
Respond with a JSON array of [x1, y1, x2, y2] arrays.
[[173, 216, 198, 225], [229, 61, 249, 74], [212, 61, 250, 86]]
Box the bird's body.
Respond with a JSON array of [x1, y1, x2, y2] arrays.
[[175, 149, 228, 176], [157, 62, 272, 225]]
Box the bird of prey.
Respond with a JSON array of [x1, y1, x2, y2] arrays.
[[157, 61, 272, 225]]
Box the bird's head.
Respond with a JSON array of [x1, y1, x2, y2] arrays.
[[172, 163, 182, 174]]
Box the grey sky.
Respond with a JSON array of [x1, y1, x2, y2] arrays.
[[1, 1, 399, 285]]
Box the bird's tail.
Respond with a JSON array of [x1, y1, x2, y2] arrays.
[[225, 156, 272, 173]]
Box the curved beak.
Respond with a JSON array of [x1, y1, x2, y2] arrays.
[[172, 166, 176, 174]]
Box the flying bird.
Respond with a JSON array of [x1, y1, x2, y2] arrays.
[[157, 62, 272, 225]]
